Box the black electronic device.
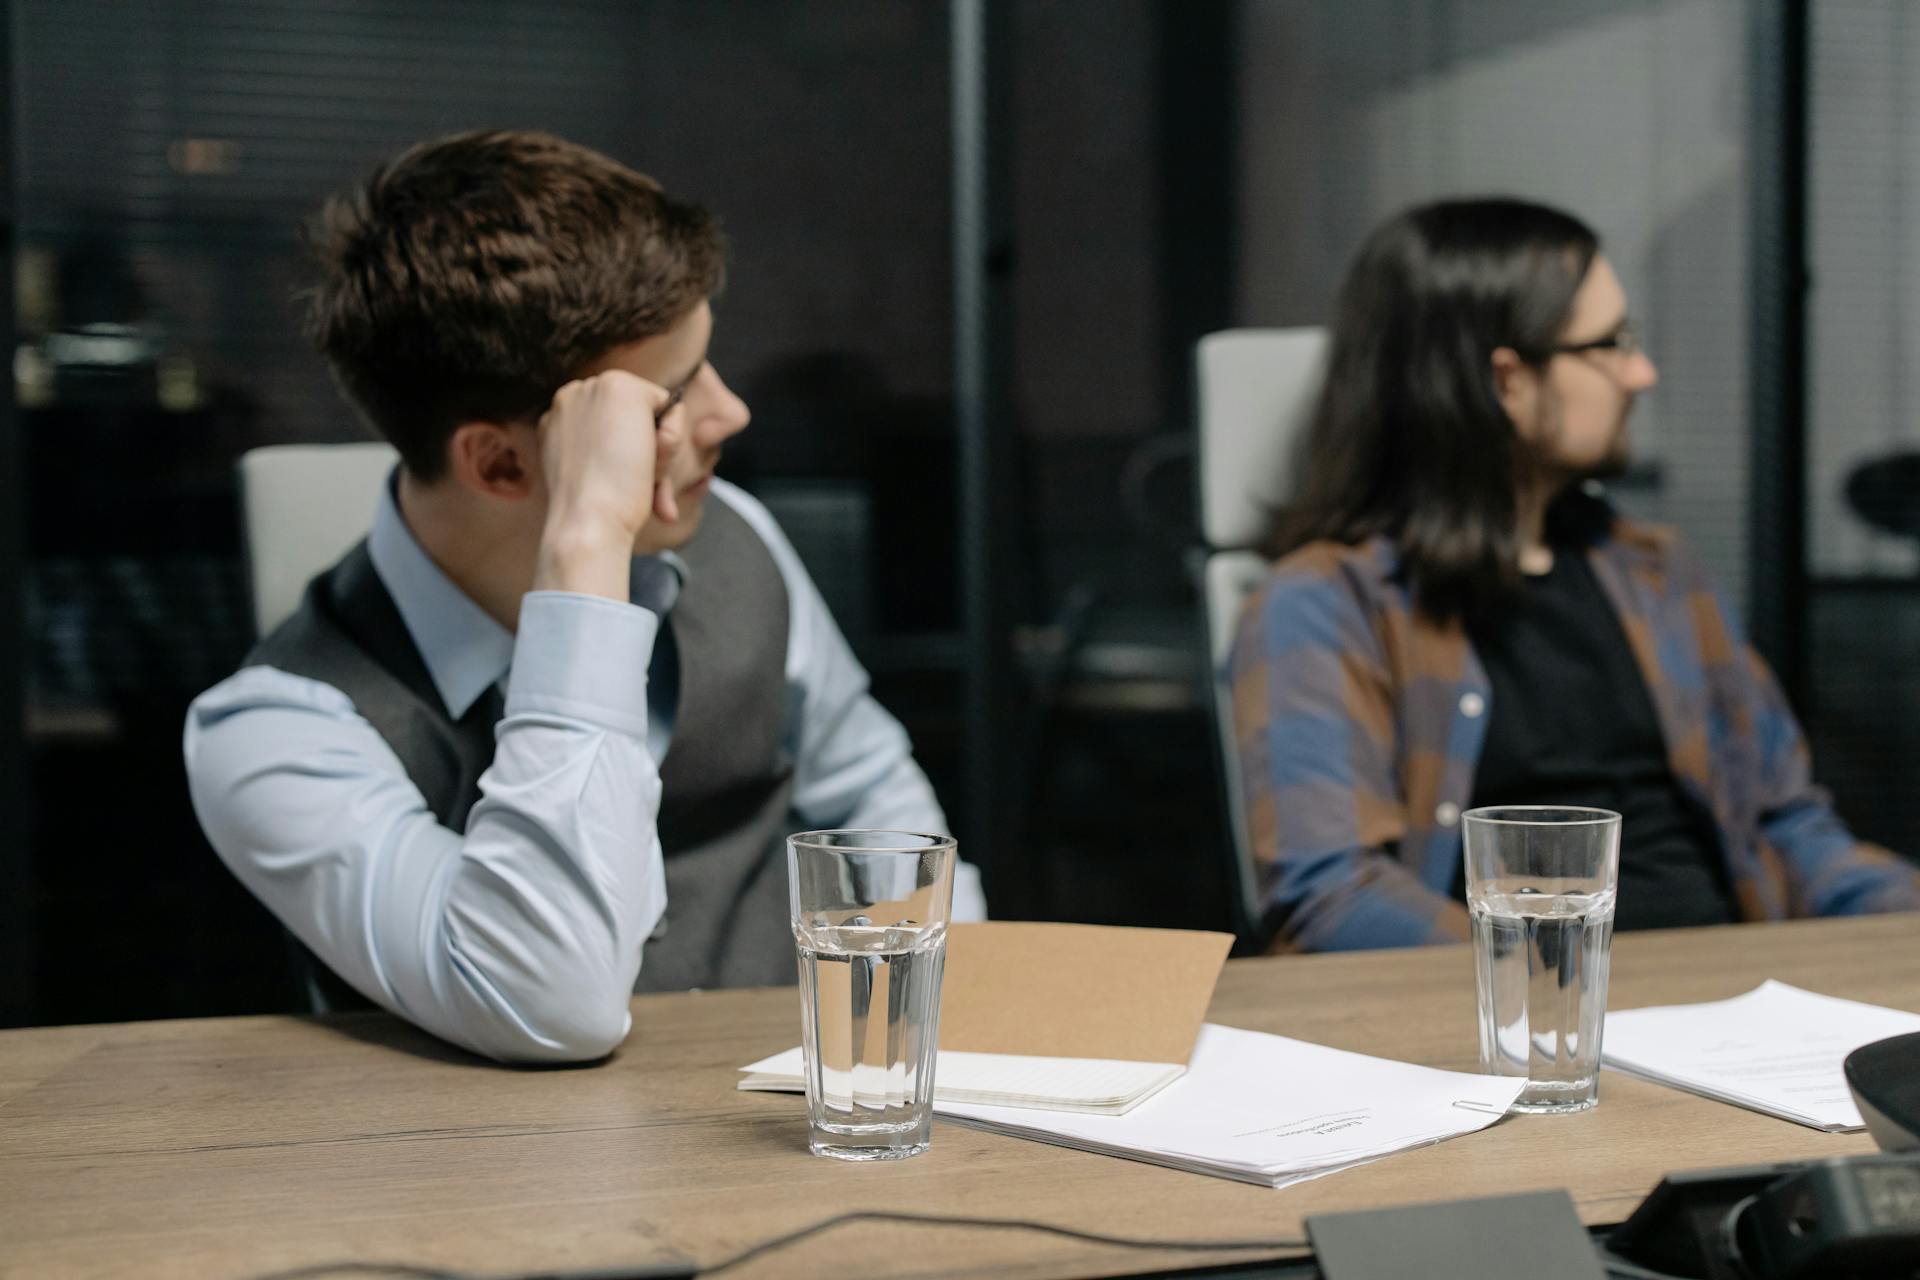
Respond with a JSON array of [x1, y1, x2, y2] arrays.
[[1609, 1161, 1800, 1278], [1728, 1156, 1920, 1279], [1848, 1032, 1920, 1153], [1610, 1154, 1920, 1280]]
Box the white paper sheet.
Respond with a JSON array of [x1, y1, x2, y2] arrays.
[[936, 1023, 1526, 1189], [738, 1046, 1186, 1115], [1601, 980, 1920, 1132]]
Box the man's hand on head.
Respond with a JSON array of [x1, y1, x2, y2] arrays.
[[533, 370, 681, 601]]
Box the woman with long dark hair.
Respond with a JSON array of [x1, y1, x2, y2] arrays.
[[1230, 197, 1917, 952]]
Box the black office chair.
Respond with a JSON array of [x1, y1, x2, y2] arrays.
[[1844, 451, 1920, 572]]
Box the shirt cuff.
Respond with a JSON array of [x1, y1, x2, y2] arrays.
[[505, 591, 660, 738]]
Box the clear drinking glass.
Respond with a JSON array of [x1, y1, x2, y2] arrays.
[[788, 829, 956, 1160], [1463, 806, 1621, 1114]]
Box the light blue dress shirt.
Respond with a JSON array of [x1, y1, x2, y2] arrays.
[[184, 477, 985, 1064]]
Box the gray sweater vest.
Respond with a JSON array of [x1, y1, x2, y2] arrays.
[[246, 493, 798, 1007]]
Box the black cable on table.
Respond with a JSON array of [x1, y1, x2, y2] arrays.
[[700, 1209, 1310, 1275], [246, 1208, 1313, 1280]]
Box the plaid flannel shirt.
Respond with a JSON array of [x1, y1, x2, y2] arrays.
[[1228, 518, 1920, 952]]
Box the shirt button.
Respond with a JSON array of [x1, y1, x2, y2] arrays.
[[1435, 802, 1461, 827], [1459, 692, 1485, 718]]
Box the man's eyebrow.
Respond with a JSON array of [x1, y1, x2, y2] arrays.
[[1568, 310, 1628, 342], [668, 351, 709, 389]]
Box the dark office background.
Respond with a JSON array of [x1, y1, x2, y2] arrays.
[[2, 0, 1916, 1030]]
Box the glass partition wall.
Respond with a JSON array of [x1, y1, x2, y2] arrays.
[[5, 0, 1912, 1027]]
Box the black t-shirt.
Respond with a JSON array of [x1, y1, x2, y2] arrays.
[[1457, 549, 1739, 931]]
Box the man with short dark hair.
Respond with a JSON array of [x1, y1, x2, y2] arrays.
[[1230, 197, 1918, 952], [185, 131, 985, 1062]]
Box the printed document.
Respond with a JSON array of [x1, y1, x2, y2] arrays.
[[935, 1023, 1525, 1189], [1602, 980, 1920, 1131]]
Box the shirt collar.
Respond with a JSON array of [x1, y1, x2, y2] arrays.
[[366, 474, 516, 720], [366, 473, 692, 720]]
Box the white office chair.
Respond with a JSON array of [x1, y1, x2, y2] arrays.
[[238, 442, 400, 637], [1192, 327, 1329, 945], [236, 441, 399, 1012]]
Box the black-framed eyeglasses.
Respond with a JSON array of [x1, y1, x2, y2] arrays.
[[657, 367, 698, 419], [1542, 320, 1643, 362]]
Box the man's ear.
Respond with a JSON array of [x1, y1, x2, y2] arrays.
[[1489, 346, 1540, 438], [445, 421, 538, 499]]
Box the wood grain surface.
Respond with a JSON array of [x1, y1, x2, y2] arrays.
[[1, 914, 1914, 1279]]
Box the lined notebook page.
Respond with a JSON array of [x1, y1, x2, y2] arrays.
[[738, 1047, 1185, 1115]]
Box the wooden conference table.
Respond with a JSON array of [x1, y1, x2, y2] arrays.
[[1, 914, 1913, 1279]]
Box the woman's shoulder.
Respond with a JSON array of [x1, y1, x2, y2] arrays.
[[1600, 514, 1716, 588], [1243, 536, 1408, 643], [1266, 535, 1401, 594]]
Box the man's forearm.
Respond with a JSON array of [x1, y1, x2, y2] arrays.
[[438, 703, 665, 1061]]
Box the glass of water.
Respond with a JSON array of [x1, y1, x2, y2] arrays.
[[1463, 806, 1620, 1114], [788, 829, 956, 1160]]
